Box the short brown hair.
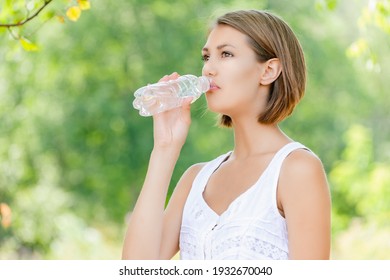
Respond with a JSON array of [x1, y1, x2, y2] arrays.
[[214, 10, 306, 126]]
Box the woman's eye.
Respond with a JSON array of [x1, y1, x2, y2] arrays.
[[201, 54, 209, 62], [201, 52, 232, 62], [222, 51, 233, 58]]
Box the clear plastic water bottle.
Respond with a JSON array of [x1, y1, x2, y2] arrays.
[[132, 74, 210, 116]]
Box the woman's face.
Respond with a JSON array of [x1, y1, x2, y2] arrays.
[[201, 24, 268, 119]]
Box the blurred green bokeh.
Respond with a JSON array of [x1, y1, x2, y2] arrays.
[[1, 0, 389, 259]]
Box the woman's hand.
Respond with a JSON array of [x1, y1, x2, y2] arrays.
[[152, 72, 193, 150]]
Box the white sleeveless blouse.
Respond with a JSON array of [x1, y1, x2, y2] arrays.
[[179, 142, 309, 260]]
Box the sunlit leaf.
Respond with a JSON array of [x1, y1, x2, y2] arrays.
[[20, 37, 39, 51], [41, 9, 57, 21], [346, 38, 368, 58], [314, 0, 325, 11], [374, 12, 390, 33], [326, 0, 338, 11], [57, 15, 65, 23], [314, 0, 338, 11], [78, 0, 91, 10], [66, 6, 81, 22], [26, 0, 38, 11]]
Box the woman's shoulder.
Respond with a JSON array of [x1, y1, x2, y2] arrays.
[[278, 146, 330, 210], [283, 147, 324, 176], [183, 151, 232, 178], [183, 162, 207, 180], [175, 162, 206, 191], [178, 151, 232, 193]]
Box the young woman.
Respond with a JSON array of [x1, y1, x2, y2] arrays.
[[122, 9, 331, 260]]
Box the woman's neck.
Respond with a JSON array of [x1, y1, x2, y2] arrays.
[[230, 118, 292, 159]]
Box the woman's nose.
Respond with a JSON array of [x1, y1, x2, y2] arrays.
[[202, 61, 217, 77]]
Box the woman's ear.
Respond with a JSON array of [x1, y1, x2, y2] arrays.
[[259, 58, 282, 85]]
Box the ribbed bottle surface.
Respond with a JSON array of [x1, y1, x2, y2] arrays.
[[133, 75, 210, 116]]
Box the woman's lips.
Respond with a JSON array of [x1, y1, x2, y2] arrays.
[[208, 82, 220, 92]]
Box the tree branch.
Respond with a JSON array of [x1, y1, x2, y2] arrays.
[[0, 0, 53, 28]]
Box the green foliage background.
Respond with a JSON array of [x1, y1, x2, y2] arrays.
[[1, 0, 389, 259]]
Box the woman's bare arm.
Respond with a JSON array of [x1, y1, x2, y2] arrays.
[[122, 73, 194, 259], [278, 149, 331, 259], [122, 147, 180, 259]]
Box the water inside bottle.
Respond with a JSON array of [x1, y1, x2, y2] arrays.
[[133, 75, 210, 116]]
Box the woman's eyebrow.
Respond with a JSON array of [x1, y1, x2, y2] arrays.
[[202, 44, 236, 52]]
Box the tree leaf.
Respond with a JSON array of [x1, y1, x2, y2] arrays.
[[66, 6, 82, 22], [78, 0, 91, 11], [346, 38, 368, 58], [326, 0, 338, 11], [57, 15, 65, 23], [20, 37, 39, 52]]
